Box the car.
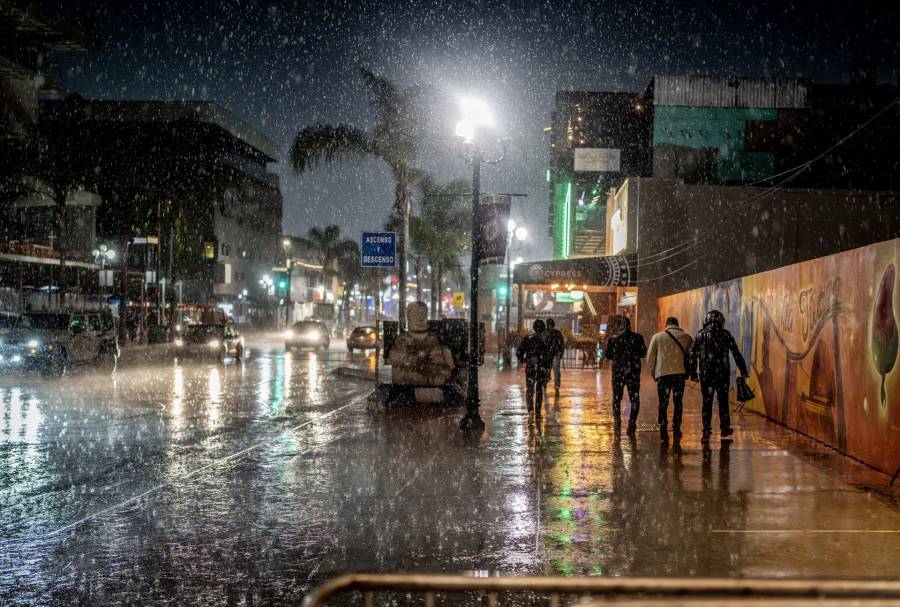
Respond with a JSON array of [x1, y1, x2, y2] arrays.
[[174, 323, 244, 363], [285, 320, 330, 352], [3, 309, 119, 375], [346, 325, 380, 352]]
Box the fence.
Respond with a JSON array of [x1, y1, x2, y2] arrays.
[[302, 574, 900, 606]]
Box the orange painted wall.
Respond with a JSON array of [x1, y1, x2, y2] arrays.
[[658, 238, 900, 474]]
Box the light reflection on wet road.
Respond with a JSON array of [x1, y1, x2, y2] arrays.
[[1, 338, 900, 605]]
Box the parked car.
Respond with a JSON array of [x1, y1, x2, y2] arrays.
[[285, 320, 330, 352], [346, 325, 380, 352], [174, 323, 244, 363], [3, 310, 119, 375]]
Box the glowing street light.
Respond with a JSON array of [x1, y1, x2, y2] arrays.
[[456, 96, 505, 431]]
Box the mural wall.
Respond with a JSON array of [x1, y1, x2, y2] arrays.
[[658, 238, 900, 474]]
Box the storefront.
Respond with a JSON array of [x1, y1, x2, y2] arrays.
[[512, 254, 638, 342]]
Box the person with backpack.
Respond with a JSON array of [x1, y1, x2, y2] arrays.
[[690, 309, 749, 441], [646, 317, 694, 442], [604, 317, 647, 435], [545, 318, 566, 395], [516, 319, 554, 417]]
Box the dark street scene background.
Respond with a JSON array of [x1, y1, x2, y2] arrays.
[[1, 0, 899, 604]]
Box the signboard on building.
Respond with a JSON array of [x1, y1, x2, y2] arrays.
[[574, 148, 621, 172], [452, 292, 465, 309], [361, 231, 397, 267], [513, 255, 637, 287], [477, 194, 511, 265]]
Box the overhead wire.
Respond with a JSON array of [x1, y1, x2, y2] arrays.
[[633, 97, 898, 283]]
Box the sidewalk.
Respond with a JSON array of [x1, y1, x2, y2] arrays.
[[468, 362, 900, 578]]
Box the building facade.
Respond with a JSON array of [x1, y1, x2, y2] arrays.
[[547, 91, 652, 260], [38, 96, 283, 321]]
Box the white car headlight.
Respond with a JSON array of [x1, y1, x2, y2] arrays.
[[208, 339, 220, 348], [304, 331, 319, 340], [27, 339, 39, 348], [285, 330, 295, 338], [174, 338, 184, 347], [11, 354, 22, 363]]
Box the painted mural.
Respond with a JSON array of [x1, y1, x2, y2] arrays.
[[658, 238, 900, 474]]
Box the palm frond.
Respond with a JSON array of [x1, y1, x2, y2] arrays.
[[359, 67, 399, 115], [290, 124, 375, 173]]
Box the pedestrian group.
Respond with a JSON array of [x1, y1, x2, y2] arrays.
[[517, 309, 748, 441]]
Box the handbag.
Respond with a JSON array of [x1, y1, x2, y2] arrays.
[[736, 376, 755, 402], [665, 329, 692, 379]]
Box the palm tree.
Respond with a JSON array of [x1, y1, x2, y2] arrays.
[[417, 179, 470, 317], [335, 241, 362, 328], [300, 225, 358, 327], [290, 68, 425, 328]]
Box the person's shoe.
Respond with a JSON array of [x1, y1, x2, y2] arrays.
[[554, 386, 560, 396], [701, 429, 711, 441], [526, 402, 533, 412], [673, 429, 682, 441], [660, 427, 669, 441], [626, 422, 637, 436], [721, 427, 734, 439], [535, 409, 542, 418]]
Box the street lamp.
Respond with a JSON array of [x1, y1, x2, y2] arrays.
[[92, 244, 116, 298], [456, 97, 506, 431]]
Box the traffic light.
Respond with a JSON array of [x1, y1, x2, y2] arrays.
[[274, 272, 289, 295], [497, 284, 508, 299]]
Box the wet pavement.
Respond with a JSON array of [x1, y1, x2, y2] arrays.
[[1, 341, 899, 605]]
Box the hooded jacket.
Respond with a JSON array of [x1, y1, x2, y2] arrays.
[[605, 328, 647, 377], [690, 324, 748, 380], [646, 325, 693, 379]]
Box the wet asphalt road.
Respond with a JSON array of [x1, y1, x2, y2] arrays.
[[2, 336, 900, 605], [1, 336, 379, 604]]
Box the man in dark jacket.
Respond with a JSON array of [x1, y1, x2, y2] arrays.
[[516, 319, 554, 417], [690, 309, 749, 440], [545, 318, 565, 394], [604, 317, 647, 434]]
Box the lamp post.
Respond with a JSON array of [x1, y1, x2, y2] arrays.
[[91, 244, 116, 302], [502, 222, 527, 365], [282, 238, 293, 327], [456, 97, 505, 431]]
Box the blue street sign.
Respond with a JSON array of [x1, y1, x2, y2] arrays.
[[361, 231, 397, 267]]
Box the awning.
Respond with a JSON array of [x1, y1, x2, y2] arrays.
[[513, 255, 637, 287]]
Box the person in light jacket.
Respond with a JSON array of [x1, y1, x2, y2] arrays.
[[646, 317, 694, 441]]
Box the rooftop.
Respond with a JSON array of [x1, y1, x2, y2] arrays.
[[42, 96, 279, 162]]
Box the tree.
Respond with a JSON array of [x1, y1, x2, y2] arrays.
[[416, 178, 470, 317], [335, 240, 362, 328], [290, 68, 426, 328], [300, 225, 358, 328]]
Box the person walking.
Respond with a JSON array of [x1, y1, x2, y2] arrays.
[[646, 317, 694, 442], [545, 318, 565, 395], [516, 319, 554, 417], [604, 317, 647, 435], [690, 309, 749, 441]]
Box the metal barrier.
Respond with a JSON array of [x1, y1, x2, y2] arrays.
[[561, 344, 598, 369], [302, 574, 900, 606]]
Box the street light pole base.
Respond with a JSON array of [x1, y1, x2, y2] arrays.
[[459, 411, 485, 431]]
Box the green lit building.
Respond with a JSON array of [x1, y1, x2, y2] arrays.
[[547, 91, 652, 260]]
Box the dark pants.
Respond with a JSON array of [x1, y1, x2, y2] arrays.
[[700, 377, 731, 432], [611, 372, 640, 425], [526, 367, 549, 413], [656, 374, 686, 432]]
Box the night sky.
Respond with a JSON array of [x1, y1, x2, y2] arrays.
[[53, 0, 899, 259]]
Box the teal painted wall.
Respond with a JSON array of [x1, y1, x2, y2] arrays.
[[653, 106, 778, 182]]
